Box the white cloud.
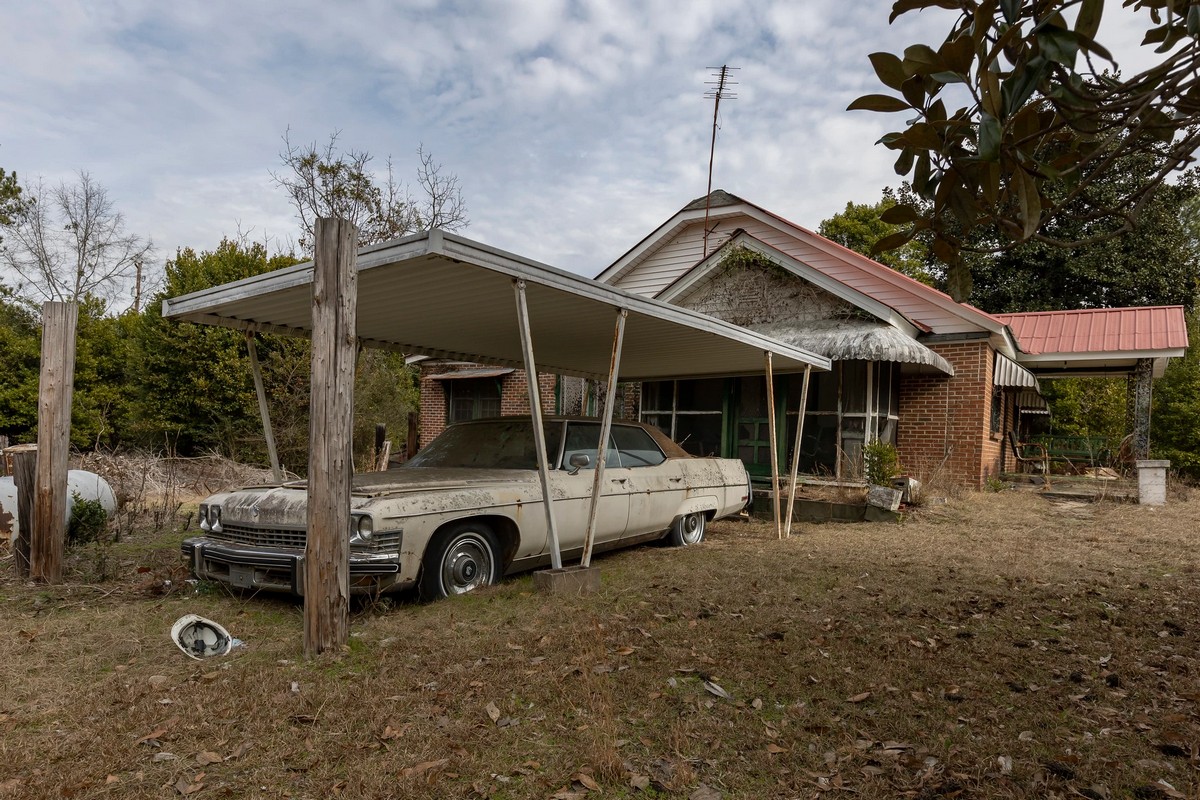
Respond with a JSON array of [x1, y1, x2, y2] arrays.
[[2, 0, 1178, 287]]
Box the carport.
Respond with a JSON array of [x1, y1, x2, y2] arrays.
[[164, 225, 829, 652]]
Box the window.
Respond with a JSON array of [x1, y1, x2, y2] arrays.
[[560, 422, 619, 470], [640, 378, 724, 456], [446, 378, 502, 423], [990, 385, 1003, 435], [610, 424, 666, 467]]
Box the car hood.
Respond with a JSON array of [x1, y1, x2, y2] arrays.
[[211, 468, 542, 526]]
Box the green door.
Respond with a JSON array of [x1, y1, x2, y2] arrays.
[[732, 378, 780, 478]]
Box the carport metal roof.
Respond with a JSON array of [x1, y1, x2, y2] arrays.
[[163, 229, 831, 380]]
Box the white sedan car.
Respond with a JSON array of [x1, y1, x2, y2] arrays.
[[182, 417, 752, 600]]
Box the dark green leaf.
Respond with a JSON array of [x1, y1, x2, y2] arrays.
[[1013, 168, 1041, 240], [1001, 56, 1049, 117], [930, 70, 966, 84], [894, 147, 915, 176], [939, 34, 976, 75], [1037, 25, 1079, 65], [889, 0, 961, 24], [978, 113, 1002, 161], [1000, 0, 1020, 25], [869, 52, 909, 91], [902, 43, 941, 72], [901, 75, 926, 108], [870, 228, 918, 254], [903, 122, 943, 149], [1076, 0, 1104, 39], [847, 94, 912, 113], [879, 203, 920, 224]]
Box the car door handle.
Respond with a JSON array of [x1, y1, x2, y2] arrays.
[[611, 477, 627, 483], [668, 477, 683, 483]]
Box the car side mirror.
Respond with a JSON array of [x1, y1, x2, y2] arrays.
[[567, 452, 591, 475]]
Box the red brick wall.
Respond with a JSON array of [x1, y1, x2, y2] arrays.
[[896, 341, 1002, 489], [416, 364, 556, 450]]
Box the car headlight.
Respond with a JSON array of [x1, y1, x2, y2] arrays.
[[210, 505, 222, 533], [350, 513, 374, 546], [199, 503, 211, 532]]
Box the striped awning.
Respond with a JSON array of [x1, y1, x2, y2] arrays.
[[1015, 389, 1049, 414], [994, 353, 1041, 391], [428, 367, 514, 381]]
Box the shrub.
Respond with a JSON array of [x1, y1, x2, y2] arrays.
[[67, 494, 109, 545], [863, 440, 902, 486]]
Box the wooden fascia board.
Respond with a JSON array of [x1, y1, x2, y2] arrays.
[[657, 231, 922, 339]]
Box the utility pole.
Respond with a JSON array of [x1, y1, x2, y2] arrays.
[[703, 65, 738, 259]]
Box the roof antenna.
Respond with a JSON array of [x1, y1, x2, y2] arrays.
[[702, 65, 738, 258]]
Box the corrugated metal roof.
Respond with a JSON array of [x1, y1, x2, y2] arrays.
[[996, 306, 1189, 355], [163, 230, 830, 382]]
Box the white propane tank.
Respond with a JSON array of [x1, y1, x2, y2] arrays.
[[0, 470, 117, 543]]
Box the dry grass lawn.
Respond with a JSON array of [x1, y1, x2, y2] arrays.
[[2, 490, 1199, 799]]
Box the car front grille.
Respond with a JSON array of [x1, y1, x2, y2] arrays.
[[210, 523, 306, 549], [208, 523, 400, 551]]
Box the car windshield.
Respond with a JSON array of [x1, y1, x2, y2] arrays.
[[404, 419, 563, 470]]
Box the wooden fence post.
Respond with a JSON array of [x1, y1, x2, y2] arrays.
[[304, 217, 358, 657], [13, 449, 35, 579], [32, 301, 77, 584]]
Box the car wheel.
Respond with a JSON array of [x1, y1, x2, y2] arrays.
[[667, 512, 706, 546], [419, 521, 501, 601]]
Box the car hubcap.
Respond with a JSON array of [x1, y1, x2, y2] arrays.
[[442, 534, 493, 594], [682, 513, 703, 544]]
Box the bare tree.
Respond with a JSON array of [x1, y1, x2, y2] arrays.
[[272, 130, 468, 252], [0, 172, 153, 306], [414, 144, 468, 232]]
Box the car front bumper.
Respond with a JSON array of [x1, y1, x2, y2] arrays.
[[182, 537, 408, 596]]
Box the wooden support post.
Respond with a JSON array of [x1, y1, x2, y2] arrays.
[[764, 352, 781, 540], [406, 412, 419, 460], [783, 366, 811, 539], [13, 449, 35, 579], [304, 217, 358, 657], [245, 331, 283, 482], [581, 309, 627, 568], [513, 279, 563, 570], [32, 301, 77, 584]]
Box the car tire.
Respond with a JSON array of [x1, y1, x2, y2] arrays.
[[666, 512, 706, 547], [419, 521, 501, 601]]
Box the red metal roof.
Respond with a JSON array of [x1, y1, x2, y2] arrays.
[[995, 306, 1189, 355]]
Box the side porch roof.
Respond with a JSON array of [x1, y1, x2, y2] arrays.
[[996, 306, 1189, 377]]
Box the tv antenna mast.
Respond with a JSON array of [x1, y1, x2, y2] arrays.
[[703, 65, 738, 258]]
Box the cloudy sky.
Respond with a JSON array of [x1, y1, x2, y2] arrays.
[[0, 0, 1154, 285]]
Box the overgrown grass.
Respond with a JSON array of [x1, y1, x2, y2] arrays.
[[1, 491, 1198, 798]]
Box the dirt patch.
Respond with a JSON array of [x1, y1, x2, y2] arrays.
[[1, 492, 1198, 798]]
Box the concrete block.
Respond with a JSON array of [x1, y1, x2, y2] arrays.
[[891, 476, 921, 504], [867, 484, 903, 511], [532, 565, 601, 595], [1136, 459, 1169, 506]]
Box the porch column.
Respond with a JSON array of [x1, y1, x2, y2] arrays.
[[1127, 358, 1153, 460], [513, 280, 563, 570], [581, 309, 627, 568], [764, 352, 781, 539]]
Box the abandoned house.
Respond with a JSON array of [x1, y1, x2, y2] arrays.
[[417, 191, 1188, 488]]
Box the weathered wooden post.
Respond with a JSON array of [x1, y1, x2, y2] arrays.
[[12, 448, 35, 579], [304, 217, 358, 656], [32, 301, 77, 584]]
